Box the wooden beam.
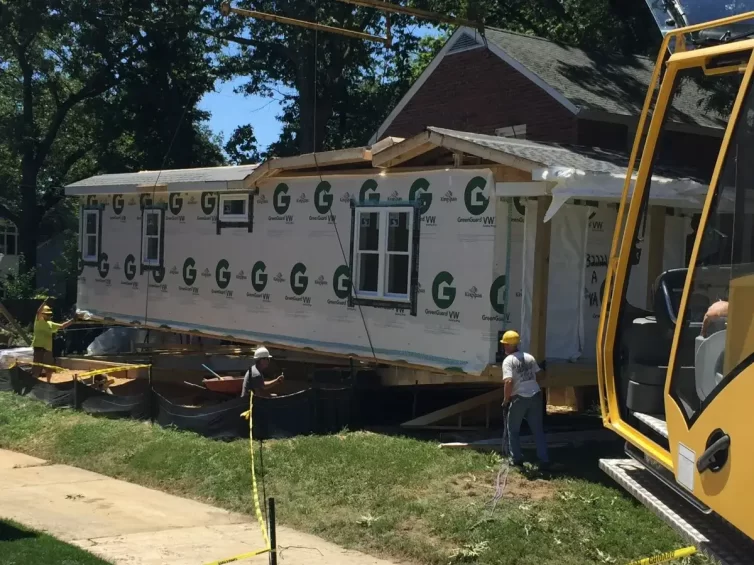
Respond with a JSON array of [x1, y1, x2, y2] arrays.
[[427, 130, 541, 172], [371, 131, 435, 168], [402, 387, 505, 427], [646, 206, 666, 309], [0, 302, 30, 345], [529, 196, 552, 362], [244, 147, 371, 188]]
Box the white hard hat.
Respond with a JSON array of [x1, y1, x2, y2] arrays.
[[254, 346, 272, 360]]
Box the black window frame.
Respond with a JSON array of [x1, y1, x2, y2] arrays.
[[81, 204, 105, 267], [216, 191, 255, 234], [140, 204, 167, 274], [348, 199, 421, 316]]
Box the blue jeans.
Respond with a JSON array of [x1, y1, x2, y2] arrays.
[[506, 392, 549, 464]]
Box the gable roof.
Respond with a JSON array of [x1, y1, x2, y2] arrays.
[[483, 28, 723, 129], [371, 27, 725, 143]]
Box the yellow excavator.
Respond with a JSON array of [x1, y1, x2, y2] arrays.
[[598, 2, 754, 562]]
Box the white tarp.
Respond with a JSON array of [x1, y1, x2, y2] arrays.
[[535, 167, 708, 223], [546, 204, 589, 360], [0, 347, 33, 369]]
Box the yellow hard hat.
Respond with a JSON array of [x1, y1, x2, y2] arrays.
[[500, 330, 520, 345], [41, 305, 53, 315]]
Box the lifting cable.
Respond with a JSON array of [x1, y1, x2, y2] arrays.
[[310, 2, 379, 362]]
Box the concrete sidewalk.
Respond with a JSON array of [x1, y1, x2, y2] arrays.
[[0, 449, 399, 565]]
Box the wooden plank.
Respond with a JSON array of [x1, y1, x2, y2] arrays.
[[646, 206, 666, 309], [372, 131, 434, 168], [529, 196, 552, 362], [0, 301, 30, 346], [427, 130, 540, 172], [402, 387, 505, 427]]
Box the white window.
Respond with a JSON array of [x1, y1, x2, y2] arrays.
[[219, 193, 248, 222], [141, 208, 164, 267], [353, 206, 415, 303], [0, 220, 18, 256], [82, 209, 100, 262]]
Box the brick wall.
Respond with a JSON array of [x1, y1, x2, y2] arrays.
[[382, 48, 578, 145]]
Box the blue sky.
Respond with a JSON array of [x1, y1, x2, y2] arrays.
[[199, 24, 441, 154]]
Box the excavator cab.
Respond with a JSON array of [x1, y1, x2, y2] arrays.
[[597, 2, 754, 559]]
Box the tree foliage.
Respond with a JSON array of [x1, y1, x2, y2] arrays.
[[0, 0, 224, 277]]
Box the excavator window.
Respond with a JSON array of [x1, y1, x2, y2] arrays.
[[669, 72, 754, 423], [613, 64, 745, 422]]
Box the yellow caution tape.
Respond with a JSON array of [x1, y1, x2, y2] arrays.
[[9, 361, 151, 379], [76, 364, 151, 379], [625, 546, 696, 565], [203, 546, 270, 565], [204, 392, 271, 565]]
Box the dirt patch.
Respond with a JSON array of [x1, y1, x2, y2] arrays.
[[445, 471, 555, 502]]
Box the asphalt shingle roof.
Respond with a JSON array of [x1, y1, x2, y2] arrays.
[[66, 164, 259, 189], [483, 28, 725, 129], [428, 127, 702, 180]]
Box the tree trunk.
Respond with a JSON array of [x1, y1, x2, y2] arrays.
[[19, 160, 40, 277]]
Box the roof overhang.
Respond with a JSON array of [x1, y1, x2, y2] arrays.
[[243, 146, 373, 188], [371, 128, 540, 171], [537, 166, 709, 222]]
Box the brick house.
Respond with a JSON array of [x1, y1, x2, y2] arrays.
[[371, 27, 725, 177]]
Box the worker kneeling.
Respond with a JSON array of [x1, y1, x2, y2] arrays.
[[501, 331, 549, 470]]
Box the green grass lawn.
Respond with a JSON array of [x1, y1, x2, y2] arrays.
[[0, 393, 710, 565], [1, 519, 111, 565]]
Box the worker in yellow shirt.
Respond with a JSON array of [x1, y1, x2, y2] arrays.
[[31, 303, 74, 381]]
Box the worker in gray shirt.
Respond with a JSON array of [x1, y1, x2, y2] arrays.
[[241, 346, 285, 397]]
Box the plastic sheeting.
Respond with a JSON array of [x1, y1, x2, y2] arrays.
[[1, 367, 74, 407], [546, 204, 589, 360], [0, 348, 33, 369], [77, 381, 151, 420]]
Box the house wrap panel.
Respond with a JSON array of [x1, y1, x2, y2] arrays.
[[76, 170, 513, 375]]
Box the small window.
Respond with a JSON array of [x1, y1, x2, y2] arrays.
[[495, 124, 527, 139], [219, 194, 248, 222], [0, 220, 18, 256], [141, 207, 164, 268], [81, 208, 101, 264], [216, 192, 253, 233], [351, 205, 418, 309]]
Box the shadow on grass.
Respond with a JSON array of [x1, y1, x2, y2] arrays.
[[0, 520, 38, 542]]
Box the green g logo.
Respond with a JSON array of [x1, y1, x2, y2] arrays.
[[169, 193, 184, 215], [464, 176, 489, 216], [251, 261, 268, 292], [359, 179, 380, 203], [273, 183, 291, 214], [97, 253, 110, 279], [112, 194, 125, 215], [290, 263, 308, 296], [152, 266, 165, 284], [489, 275, 506, 315], [333, 265, 351, 300], [200, 192, 216, 215], [215, 259, 231, 289], [432, 271, 456, 309], [124, 254, 136, 281], [139, 194, 153, 210], [314, 181, 333, 214], [183, 258, 197, 286], [409, 178, 432, 215]]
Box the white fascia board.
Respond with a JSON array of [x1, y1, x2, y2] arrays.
[[494, 181, 550, 198], [368, 28, 478, 145], [65, 180, 248, 196]]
